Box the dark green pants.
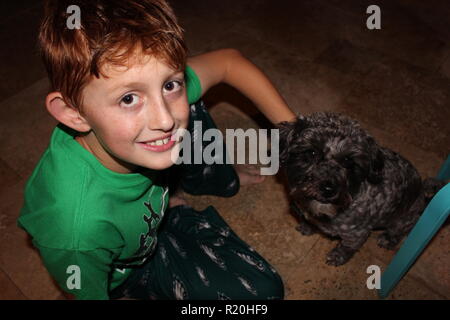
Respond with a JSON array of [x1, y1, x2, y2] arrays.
[[110, 100, 284, 300]]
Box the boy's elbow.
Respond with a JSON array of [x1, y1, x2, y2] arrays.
[[222, 48, 245, 77], [224, 48, 245, 66], [223, 48, 243, 59]]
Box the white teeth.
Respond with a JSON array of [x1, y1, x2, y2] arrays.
[[145, 137, 170, 146]]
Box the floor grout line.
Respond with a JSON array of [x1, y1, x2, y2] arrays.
[[0, 265, 29, 300]]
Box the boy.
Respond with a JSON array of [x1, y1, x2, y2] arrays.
[[18, 0, 296, 299]]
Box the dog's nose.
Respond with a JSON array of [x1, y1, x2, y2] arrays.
[[319, 181, 338, 199]]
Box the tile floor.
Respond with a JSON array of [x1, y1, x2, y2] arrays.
[[0, 0, 448, 300]]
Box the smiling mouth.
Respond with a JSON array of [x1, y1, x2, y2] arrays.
[[138, 133, 178, 152], [142, 137, 171, 146]]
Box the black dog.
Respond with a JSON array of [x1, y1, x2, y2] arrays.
[[278, 112, 445, 266]]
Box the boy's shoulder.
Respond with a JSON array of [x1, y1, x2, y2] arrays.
[[18, 125, 96, 248], [23, 124, 91, 206]]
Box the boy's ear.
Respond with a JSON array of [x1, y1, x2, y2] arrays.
[[45, 92, 91, 133]]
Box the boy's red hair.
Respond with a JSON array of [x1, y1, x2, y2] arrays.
[[39, 0, 187, 110]]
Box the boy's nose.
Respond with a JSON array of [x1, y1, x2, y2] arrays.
[[147, 99, 175, 132]]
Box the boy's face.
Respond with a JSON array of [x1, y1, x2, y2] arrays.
[[78, 55, 189, 173]]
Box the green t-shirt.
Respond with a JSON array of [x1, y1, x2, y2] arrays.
[[17, 65, 202, 300]]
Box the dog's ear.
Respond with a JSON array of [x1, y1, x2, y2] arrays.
[[367, 140, 384, 185], [277, 116, 306, 166]]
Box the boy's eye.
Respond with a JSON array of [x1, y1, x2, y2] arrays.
[[120, 93, 140, 108], [163, 80, 183, 93]]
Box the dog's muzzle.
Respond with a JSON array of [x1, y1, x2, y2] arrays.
[[308, 200, 338, 218], [290, 177, 353, 219]]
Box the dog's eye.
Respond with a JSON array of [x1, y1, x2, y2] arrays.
[[341, 156, 354, 169], [301, 149, 317, 162]]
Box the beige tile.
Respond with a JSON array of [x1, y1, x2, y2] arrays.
[[283, 229, 387, 300], [0, 178, 27, 234], [324, 0, 449, 72], [0, 2, 46, 102], [315, 39, 389, 77], [0, 157, 22, 195], [337, 60, 450, 159], [0, 224, 63, 300], [397, 0, 450, 43], [0, 267, 27, 300], [440, 52, 450, 80], [226, 0, 356, 62], [171, 0, 261, 55], [0, 78, 58, 179], [0, 174, 69, 299], [0, 167, 62, 300], [0, 1, 41, 23]]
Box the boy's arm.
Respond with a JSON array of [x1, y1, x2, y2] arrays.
[[187, 49, 296, 124], [37, 246, 112, 300]]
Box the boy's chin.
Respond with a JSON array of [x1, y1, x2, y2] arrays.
[[143, 160, 176, 171], [138, 154, 179, 171], [134, 142, 182, 171]]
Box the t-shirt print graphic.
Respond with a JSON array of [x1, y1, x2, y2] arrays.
[[114, 186, 169, 269]]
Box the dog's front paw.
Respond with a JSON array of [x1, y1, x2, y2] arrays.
[[377, 232, 400, 250], [326, 246, 354, 266], [295, 223, 316, 236]]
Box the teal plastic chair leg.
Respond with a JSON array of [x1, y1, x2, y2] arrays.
[[378, 183, 450, 298], [437, 154, 450, 181], [378, 155, 450, 299]]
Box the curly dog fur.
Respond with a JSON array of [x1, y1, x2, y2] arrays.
[[279, 112, 445, 266]]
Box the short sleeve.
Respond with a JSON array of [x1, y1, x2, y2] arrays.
[[185, 65, 202, 104], [36, 244, 114, 300]]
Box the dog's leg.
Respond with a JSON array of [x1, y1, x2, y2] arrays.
[[326, 231, 370, 266], [377, 193, 425, 250], [290, 202, 316, 236], [295, 215, 317, 236]]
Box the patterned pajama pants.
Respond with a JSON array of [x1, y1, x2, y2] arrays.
[[110, 100, 284, 300]]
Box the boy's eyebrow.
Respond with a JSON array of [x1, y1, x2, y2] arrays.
[[108, 71, 185, 95], [109, 82, 149, 95]]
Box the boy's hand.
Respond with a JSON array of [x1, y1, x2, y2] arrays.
[[187, 49, 296, 125], [235, 164, 265, 185]]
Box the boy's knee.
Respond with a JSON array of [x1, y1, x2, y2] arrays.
[[256, 272, 284, 300], [230, 271, 284, 300]]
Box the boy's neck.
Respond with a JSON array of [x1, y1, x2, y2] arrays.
[[75, 133, 139, 174]]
